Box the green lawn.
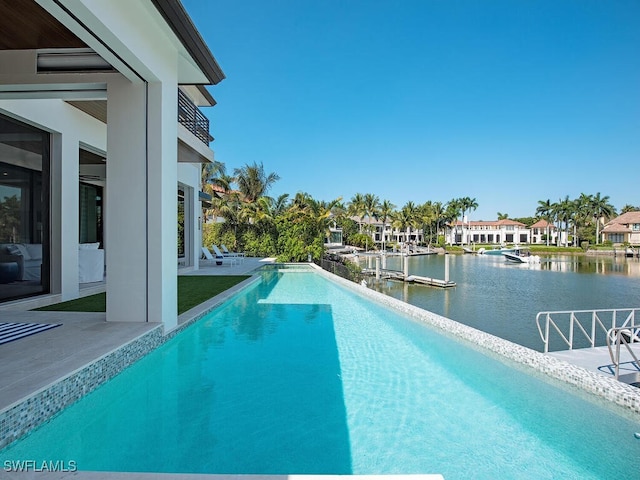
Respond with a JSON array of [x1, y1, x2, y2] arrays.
[[34, 275, 250, 314]]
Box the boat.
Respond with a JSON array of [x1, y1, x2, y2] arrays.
[[462, 247, 476, 254], [479, 245, 518, 255], [503, 248, 541, 264], [407, 246, 438, 256]]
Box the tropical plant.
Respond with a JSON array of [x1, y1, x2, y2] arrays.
[[552, 196, 573, 247], [459, 197, 478, 245], [392, 201, 419, 249], [431, 201, 446, 246], [378, 199, 396, 252], [233, 162, 280, 203], [621, 204, 639, 214], [445, 198, 463, 245], [347, 193, 366, 232], [536, 199, 553, 247], [590, 192, 616, 245]]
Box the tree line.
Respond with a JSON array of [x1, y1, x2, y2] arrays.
[[201, 161, 638, 260]]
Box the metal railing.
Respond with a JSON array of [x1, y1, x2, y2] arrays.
[[317, 255, 363, 284], [178, 88, 212, 145], [536, 308, 640, 353], [606, 324, 640, 380]]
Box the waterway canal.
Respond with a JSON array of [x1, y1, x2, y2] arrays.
[[357, 253, 640, 351]]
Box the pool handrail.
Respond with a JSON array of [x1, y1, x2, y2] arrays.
[[606, 324, 640, 380]]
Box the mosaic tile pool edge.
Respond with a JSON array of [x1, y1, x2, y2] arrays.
[[312, 265, 640, 419]]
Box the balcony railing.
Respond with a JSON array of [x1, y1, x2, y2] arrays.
[[178, 88, 213, 145]]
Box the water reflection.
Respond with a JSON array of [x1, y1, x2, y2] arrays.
[[359, 254, 640, 351]]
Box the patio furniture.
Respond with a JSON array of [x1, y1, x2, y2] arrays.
[[0, 262, 19, 284], [0, 243, 42, 281], [78, 243, 105, 283], [221, 244, 245, 261], [202, 246, 237, 266], [211, 245, 239, 266]]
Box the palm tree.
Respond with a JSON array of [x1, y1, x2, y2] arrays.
[[218, 190, 243, 249], [201, 162, 231, 222], [392, 201, 418, 250], [552, 196, 572, 247], [378, 199, 396, 252], [419, 201, 437, 245], [497, 212, 509, 220], [590, 192, 616, 245], [347, 193, 366, 232], [362, 193, 381, 244], [272, 193, 290, 217], [536, 199, 553, 246], [571, 193, 593, 248], [431, 201, 446, 246], [621, 204, 640, 214], [201, 160, 227, 186], [459, 197, 478, 245], [445, 199, 462, 245], [233, 162, 280, 203]]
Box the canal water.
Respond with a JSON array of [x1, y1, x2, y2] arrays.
[[357, 253, 640, 351]]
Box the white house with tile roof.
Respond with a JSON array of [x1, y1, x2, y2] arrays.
[[529, 219, 560, 245], [447, 219, 531, 245]]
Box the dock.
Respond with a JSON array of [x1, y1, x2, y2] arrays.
[[548, 344, 640, 380], [406, 275, 456, 288], [361, 268, 456, 288]]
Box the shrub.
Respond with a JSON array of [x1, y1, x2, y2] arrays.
[[349, 233, 376, 250]]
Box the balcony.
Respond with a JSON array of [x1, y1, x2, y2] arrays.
[[178, 88, 213, 146]]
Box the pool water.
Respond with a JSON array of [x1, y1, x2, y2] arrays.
[[2, 268, 640, 478]]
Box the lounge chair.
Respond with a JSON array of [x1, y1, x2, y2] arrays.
[[221, 244, 245, 260], [211, 245, 239, 266], [202, 246, 236, 267]]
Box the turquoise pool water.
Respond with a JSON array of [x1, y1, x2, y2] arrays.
[[2, 267, 640, 478]]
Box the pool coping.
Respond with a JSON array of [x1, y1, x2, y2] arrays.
[[310, 264, 640, 420], [0, 275, 261, 451]]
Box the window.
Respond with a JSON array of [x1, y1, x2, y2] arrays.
[[0, 113, 50, 302], [608, 233, 624, 243], [632, 224, 640, 232], [79, 183, 102, 245], [178, 187, 185, 259]]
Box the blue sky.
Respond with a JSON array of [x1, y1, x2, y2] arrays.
[[183, 0, 639, 220]]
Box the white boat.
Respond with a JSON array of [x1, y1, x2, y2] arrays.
[[479, 246, 517, 256], [503, 248, 540, 264]]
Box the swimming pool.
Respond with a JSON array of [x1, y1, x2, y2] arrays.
[[2, 266, 640, 478]]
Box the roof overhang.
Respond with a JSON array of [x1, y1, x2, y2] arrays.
[[0, 0, 224, 87], [150, 0, 225, 85]]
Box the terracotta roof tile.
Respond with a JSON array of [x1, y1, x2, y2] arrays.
[[605, 211, 640, 226], [602, 222, 631, 233]]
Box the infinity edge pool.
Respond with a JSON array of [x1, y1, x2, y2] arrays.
[[1, 264, 639, 453]]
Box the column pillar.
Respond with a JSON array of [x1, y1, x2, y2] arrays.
[[50, 132, 79, 300], [105, 73, 178, 329], [147, 80, 178, 330], [106, 76, 148, 322]]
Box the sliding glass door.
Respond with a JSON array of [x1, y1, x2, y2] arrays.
[[0, 114, 50, 302]]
